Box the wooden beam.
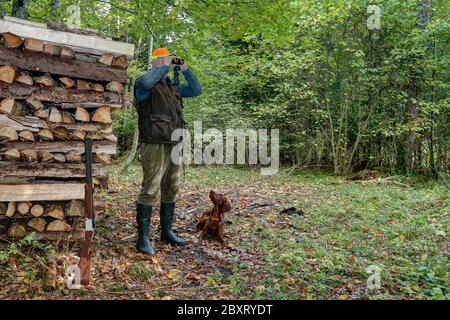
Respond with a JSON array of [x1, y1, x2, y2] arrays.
[[61, 102, 122, 109], [0, 16, 134, 58], [0, 82, 122, 104], [0, 140, 116, 155], [0, 162, 107, 178], [0, 47, 128, 83], [0, 114, 112, 133], [0, 183, 84, 201]]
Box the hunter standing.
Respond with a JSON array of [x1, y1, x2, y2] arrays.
[[134, 48, 202, 255]]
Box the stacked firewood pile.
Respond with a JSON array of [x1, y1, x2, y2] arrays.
[[0, 17, 134, 241]]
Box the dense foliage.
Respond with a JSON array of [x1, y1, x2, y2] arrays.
[[2, 0, 449, 174]]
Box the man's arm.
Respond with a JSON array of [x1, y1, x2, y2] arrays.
[[179, 68, 202, 98], [134, 64, 170, 103]]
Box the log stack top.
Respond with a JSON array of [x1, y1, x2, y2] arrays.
[[0, 16, 134, 59]]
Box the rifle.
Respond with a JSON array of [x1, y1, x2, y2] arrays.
[[78, 138, 94, 285]]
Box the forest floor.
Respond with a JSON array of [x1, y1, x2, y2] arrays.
[[0, 164, 448, 300]]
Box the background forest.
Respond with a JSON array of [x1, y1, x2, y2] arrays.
[[1, 0, 448, 175]]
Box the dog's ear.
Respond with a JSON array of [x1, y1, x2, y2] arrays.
[[222, 198, 231, 213]]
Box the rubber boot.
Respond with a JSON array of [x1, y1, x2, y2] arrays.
[[136, 203, 155, 255], [160, 202, 186, 246]]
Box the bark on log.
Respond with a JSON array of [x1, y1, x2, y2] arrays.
[[75, 106, 90, 122], [0, 46, 128, 83], [91, 106, 112, 124], [24, 38, 44, 52], [30, 204, 44, 217], [1, 140, 116, 154], [0, 66, 16, 84], [0, 202, 6, 215], [20, 148, 38, 162], [38, 128, 54, 141], [0, 114, 111, 133], [61, 102, 122, 109], [18, 130, 35, 142], [2, 32, 23, 49], [7, 223, 26, 238], [0, 82, 123, 104], [16, 72, 33, 86], [0, 98, 20, 115], [4, 148, 20, 161], [0, 162, 106, 179], [28, 217, 47, 232], [0, 126, 18, 141]]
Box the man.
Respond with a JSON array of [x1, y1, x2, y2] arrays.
[[134, 48, 202, 255]]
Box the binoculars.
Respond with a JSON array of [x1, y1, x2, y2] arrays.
[[170, 55, 184, 65]]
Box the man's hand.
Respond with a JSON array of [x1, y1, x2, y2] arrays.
[[152, 55, 173, 68], [180, 63, 189, 72]]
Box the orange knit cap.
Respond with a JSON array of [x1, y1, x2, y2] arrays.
[[151, 48, 170, 60]]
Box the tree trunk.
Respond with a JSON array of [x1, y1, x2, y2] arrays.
[[11, 0, 29, 19]]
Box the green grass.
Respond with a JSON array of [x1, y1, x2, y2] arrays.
[[1, 163, 448, 300]]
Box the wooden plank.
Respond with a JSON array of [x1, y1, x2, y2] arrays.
[[61, 102, 122, 109], [0, 17, 134, 58], [0, 47, 128, 83], [0, 82, 123, 104], [0, 162, 107, 178], [0, 114, 112, 133], [0, 183, 84, 201], [0, 140, 116, 155]]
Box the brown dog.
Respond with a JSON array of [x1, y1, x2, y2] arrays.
[[196, 190, 231, 244]]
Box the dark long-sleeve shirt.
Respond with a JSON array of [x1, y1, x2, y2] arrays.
[[134, 64, 202, 103]]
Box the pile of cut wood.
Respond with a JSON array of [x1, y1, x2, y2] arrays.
[[0, 17, 134, 241]]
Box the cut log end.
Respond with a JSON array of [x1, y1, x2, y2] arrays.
[[30, 204, 44, 217], [91, 106, 112, 124], [0, 126, 18, 141], [46, 219, 71, 232], [28, 217, 47, 232], [47, 204, 65, 220], [93, 153, 111, 165], [2, 32, 23, 49], [7, 224, 26, 238], [18, 130, 35, 142]]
